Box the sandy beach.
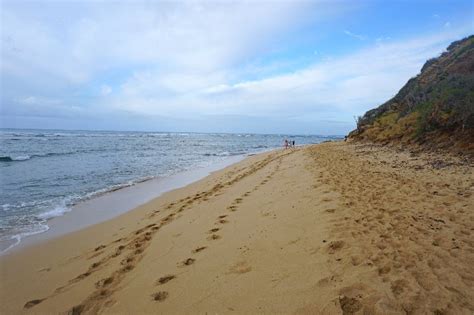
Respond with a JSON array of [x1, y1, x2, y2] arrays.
[[1, 142, 473, 314]]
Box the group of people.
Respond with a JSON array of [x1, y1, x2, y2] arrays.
[[283, 139, 296, 149]]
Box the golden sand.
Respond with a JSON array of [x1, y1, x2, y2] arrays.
[[1, 142, 473, 314]]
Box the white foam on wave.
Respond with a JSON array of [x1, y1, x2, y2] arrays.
[[37, 204, 72, 220], [1, 199, 72, 253], [0, 224, 50, 254], [0, 155, 32, 162], [14, 155, 31, 161], [1, 175, 162, 254]]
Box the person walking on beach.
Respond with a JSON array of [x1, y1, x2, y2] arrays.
[[284, 139, 289, 149]]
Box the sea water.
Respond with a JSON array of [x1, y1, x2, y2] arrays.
[[0, 129, 340, 251]]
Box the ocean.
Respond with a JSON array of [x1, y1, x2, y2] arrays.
[[0, 129, 340, 252]]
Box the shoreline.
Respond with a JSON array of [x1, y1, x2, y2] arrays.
[[1, 154, 248, 254], [2, 127, 331, 256], [1, 142, 472, 314]]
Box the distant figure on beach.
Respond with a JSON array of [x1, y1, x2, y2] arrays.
[[292, 140, 295, 147], [284, 139, 289, 149]]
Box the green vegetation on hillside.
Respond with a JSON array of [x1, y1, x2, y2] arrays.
[[350, 35, 474, 152]]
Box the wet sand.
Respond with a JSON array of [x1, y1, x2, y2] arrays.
[[0, 142, 473, 314]]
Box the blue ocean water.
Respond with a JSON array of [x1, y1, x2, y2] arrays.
[[0, 129, 340, 250]]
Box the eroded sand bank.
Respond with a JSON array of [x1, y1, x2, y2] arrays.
[[1, 143, 473, 314]]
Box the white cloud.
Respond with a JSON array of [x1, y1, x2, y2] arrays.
[[375, 36, 391, 43], [108, 29, 469, 120], [2, 1, 319, 84], [444, 22, 451, 28], [16, 96, 63, 106], [344, 30, 367, 40]]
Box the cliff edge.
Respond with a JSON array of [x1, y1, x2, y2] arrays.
[[349, 35, 474, 155]]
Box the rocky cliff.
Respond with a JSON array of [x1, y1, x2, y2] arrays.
[[349, 35, 474, 154]]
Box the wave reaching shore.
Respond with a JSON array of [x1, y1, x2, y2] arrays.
[[0, 129, 337, 252]]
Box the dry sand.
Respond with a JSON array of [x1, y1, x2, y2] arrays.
[[0, 142, 473, 314]]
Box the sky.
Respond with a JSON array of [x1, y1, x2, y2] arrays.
[[1, 0, 473, 135]]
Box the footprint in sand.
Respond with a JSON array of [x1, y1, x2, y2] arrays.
[[390, 279, 409, 296], [209, 228, 220, 233], [327, 240, 345, 254], [117, 245, 126, 251], [180, 258, 196, 266], [163, 213, 176, 223], [192, 246, 207, 253], [208, 234, 221, 241], [152, 291, 169, 302], [120, 264, 135, 273], [90, 261, 102, 269], [377, 264, 391, 276], [218, 219, 229, 224], [157, 275, 176, 285], [75, 271, 92, 281], [24, 299, 45, 309], [69, 305, 85, 314], [121, 256, 135, 265], [339, 295, 362, 314], [95, 276, 114, 288], [94, 245, 106, 252]]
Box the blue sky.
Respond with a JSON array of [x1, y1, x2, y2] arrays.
[[1, 0, 473, 135]]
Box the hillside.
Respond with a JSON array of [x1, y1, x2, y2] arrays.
[[349, 35, 474, 155]]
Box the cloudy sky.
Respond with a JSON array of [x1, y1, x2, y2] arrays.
[[1, 0, 473, 135]]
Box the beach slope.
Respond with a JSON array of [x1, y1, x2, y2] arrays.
[[1, 143, 473, 314]]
